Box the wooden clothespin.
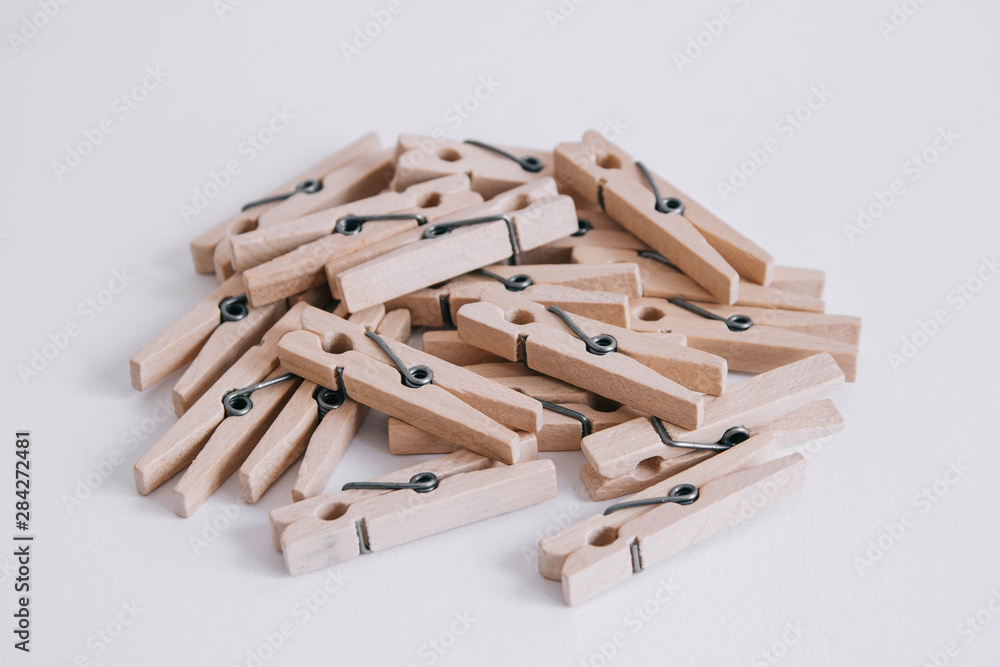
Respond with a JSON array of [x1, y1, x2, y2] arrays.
[[240, 175, 481, 308], [277, 306, 543, 464], [583, 398, 842, 500], [129, 275, 278, 394], [240, 306, 411, 503], [134, 300, 316, 503], [390, 360, 643, 454], [421, 330, 506, 366], [556, 130, 777, 302], [389, 399, 644, 454], [517, 200, 647, 264], [572, 246, 826, 312], [330, 178, 579, 313], [454, 287, 726, 428], [270, 450, 557, 574], [582, 353, 844, 498], [129, 280, 329, 416], [391, 135, 554, 199], [631, 297, 860, 345], [192, 135, 395, 281], [229, 173, 479, 273], [625, 297, 859, 380], [539, 433, 805, 605], [385, 262, 642, 329], [189, 133, 381, 274]]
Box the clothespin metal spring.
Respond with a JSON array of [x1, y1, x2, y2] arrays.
[[635, 162, 685, 215], [546, 306, 617, 355], [334, 213, 428, 236], [219, 294, 250, 323], [650, 416, 749, 452], [422, 214, 520, 265], [223, 372, 298, 417], [603, 483, 700, 515], [538, 399, 592, 438], [241, 179, 322, 211], [667, 297, 754, 332], [365, 331, 433, 388], [476, 268, 533, 292], [314, 386, 346, 419], [463, 139, 544, 173], [342, 472, 440, 493]]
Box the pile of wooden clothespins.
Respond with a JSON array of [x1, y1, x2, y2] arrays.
[[129, 131, 859, 605]]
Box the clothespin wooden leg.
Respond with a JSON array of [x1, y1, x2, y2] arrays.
[[173, 367, 300, 517], [171, 300, 287, 416], [581, 399, 843, 500]]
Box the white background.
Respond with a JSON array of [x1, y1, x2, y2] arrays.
[[2, 0, 999, 665]]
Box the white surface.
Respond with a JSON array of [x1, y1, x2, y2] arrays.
[[2, 0, 999, 664]]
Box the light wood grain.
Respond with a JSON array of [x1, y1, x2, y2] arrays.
[[770, 266, 825, 298], [581, 399, 842, 500], [421, 330, 506, 366], [241, 178, 481, 307], [582, 353, 843, 478], [631, 297, 860, 345], [334, 179, 579, 312], [455, 287, 724, 401], [626, 299, 859, 380], [270, 449, 495, 549], [289, 308, 413, 501], [172, 367, 299, 517], [189, 133, 381, 274], [212, 146, 394, 281], [539, 431, 804, 603], [572, 247, 826, 312], [389, 400, 644, 454], [387, 263, 640, 327], [236, 305, 399, 504], [280, 458, 556, 574], [133, 301, 313, 496], [391, 134, 555, 199], [277, 329, 536, 465], [171, 299, 287, 416], [230, 174, 477, 272], [563, 454, 804, 604], [556, 130, 774, 290], [299, 307, 543, 433], [129, 275, 246, 391]]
